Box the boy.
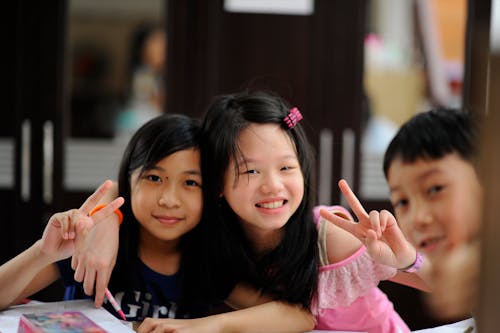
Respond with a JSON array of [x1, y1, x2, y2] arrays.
[[382, 108, 481, 319]]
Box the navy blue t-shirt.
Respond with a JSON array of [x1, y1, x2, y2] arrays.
[[57, 258, 201, 321]]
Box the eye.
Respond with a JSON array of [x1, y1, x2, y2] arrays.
[[185, 179, 201, 187], [281, 165, 292, 171], [144, 174, 162, 183], [392, 198, 408, 211], [428, 185, 443, 195], [242, 169, 259, 175]]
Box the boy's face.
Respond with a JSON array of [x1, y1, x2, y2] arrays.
[[387, 153, 482, 261]]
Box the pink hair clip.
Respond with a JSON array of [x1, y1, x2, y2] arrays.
[[284, 107, 303, 129]]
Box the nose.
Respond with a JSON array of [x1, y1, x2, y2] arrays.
[[409, 200, 433, 230], [158, 185, 181, 208], [260, 171, 284, 194]]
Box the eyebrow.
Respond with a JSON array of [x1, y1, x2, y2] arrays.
[[184, 170, 202, 176], [389, 167, 443, 192], [145, 165, 201, 176], [236, 154, 298, 167]]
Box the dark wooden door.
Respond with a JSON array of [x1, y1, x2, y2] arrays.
[[0, 0, 68, 300], [167, 0, 367, 206], [1, 1, 67, 264]]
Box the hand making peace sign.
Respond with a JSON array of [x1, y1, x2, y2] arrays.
[[319, 179, 416, 270], [40, 180, 124, 263]]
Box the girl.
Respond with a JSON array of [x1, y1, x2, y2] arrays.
[[72, 114, 315, 332], [0, 180, 124, 310], [141, 91, 429, 333], [57, 114, 214, 321]]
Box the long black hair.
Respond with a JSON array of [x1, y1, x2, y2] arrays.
[[109, 113, 211, 314], [200, 91, 318, 309], [383, 108, 479, 178]]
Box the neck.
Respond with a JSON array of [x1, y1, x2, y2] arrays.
[[138, 228, 181, 275], [242, 225, 283, 256]]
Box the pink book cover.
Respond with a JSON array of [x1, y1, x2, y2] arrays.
[[17, 311, 107, 333]]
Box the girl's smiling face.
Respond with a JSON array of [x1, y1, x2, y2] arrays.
[[387, 153, 482, 261], [130, 148, 203, 246], [222, 123, 304, 251]]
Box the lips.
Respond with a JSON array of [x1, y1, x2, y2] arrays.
[[418, 235, 446, 253], [154, 215, 182, 225], [255, 200, 287, 209]]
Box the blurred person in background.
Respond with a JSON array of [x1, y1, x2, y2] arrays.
[[116, 25, 166, 138]]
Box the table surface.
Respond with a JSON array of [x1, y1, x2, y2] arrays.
[[0, 300, 474, 333]]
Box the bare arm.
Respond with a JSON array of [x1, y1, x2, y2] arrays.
[[0, 242, 60, 309], [214, 301, 314, 333], [138, 302, 314, 333]]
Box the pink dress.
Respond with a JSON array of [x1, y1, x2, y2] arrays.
[[312, 206, 410, 333]]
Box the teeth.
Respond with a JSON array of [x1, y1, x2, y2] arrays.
[[421, 236, 445, 248], [258, 201, 284, 209]]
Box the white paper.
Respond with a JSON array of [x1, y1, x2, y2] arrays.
[[412, 318, 475, 332], [0, 299, 134, 333]]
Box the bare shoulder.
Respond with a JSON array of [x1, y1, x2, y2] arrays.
[[323, 220, 363, 264]]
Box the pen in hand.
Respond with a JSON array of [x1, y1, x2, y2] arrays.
[[104, 288, 126, 321]]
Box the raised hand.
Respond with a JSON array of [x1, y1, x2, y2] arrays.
[[40, 209, 87, 262], [71, 181, 121, 307], [40, 180, 124, 263], [319, 179, 416, 269]]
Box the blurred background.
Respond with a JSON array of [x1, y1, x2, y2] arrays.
[[2, 0, 498, 330]]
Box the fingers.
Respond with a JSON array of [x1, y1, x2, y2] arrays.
[[78, 180, 114, 215], [89, 197, 125, 226], [138, 318, 179, 333], [73, 261, 86, 283], [71, 253, 79, 271], [137, 318, 152, 333], [338, 179, 369, 220], [138, 318, 161, 333], [368, 211, 382, 238], [379, 209, 408, 244], [379, 210, 388, 232], [59, 212, 71, 240], [319, 208, 358, 236], [53, 209, 82, 240], [364, 229, 380, 253], [82, 268, 97, 296], [94, 267, 113, 307]]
